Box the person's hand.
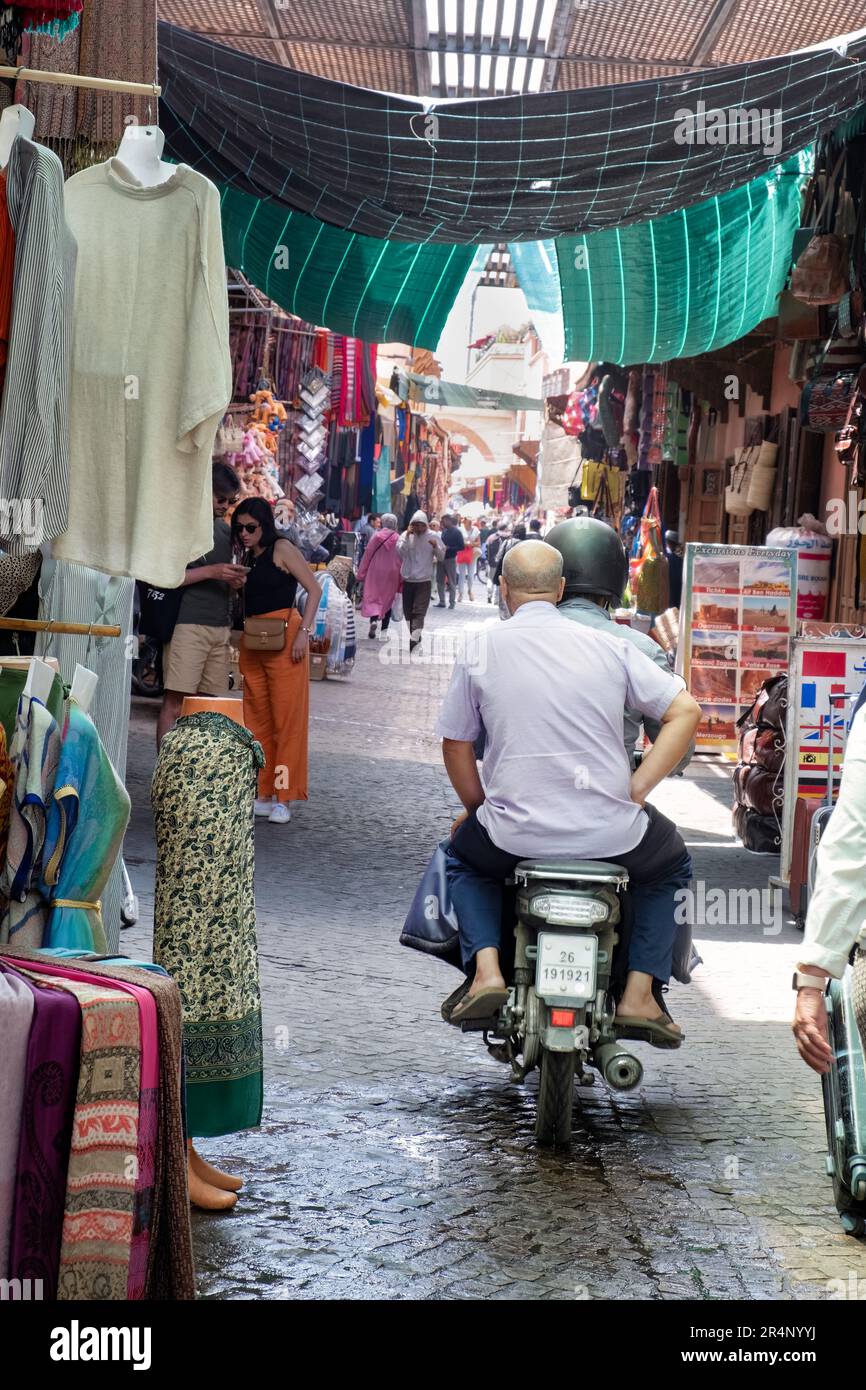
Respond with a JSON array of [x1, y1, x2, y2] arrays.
[[792, 985, 833, 1073], [214, 563, 248, 588], [450, 810, 469, 838], [291, 630, 309, 663]]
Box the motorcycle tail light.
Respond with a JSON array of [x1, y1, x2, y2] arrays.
[[551, 1009, 575, 1027]]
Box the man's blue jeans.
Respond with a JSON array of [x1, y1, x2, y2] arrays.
[[446, 805, 692, 982]]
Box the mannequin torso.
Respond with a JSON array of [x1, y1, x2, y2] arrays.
[[115, 124, 176, 187], [0, 105, 35, 168]]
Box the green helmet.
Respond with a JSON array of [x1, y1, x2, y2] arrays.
[[545, 516, 628, 605]]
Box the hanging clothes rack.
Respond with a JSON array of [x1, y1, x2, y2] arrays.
[[0, 67, 160, 98], [0, 617, 121, 637]]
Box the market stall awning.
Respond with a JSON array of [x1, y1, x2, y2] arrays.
[[556, 155, 805, 364], [159, 19, 866, 243], [400, 372, 542, 412], [218, 185, 473, 350]]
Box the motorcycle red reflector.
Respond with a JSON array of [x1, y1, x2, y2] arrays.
[[551, 1009, 575, 1027]]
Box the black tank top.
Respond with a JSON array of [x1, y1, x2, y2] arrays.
[[244, 542, 298, 616]]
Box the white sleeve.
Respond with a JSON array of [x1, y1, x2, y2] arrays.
[[800, 707, 866, 977], [435, 662, 482, 742], [618, 635, 685, 722]]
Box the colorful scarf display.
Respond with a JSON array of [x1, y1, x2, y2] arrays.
[[0, 969, 34, 1275], [2, 961, 80, 1297]]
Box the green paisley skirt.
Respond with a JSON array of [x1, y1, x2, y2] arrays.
[[152, 712, 265, 1137]]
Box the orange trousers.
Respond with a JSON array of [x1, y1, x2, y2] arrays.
[[239, 608, 309, 802]]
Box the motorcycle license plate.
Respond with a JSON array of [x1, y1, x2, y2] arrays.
[[536, 933, 597, 1003]]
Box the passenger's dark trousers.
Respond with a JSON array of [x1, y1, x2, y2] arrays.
[[436, 557, 458, 606], [402, 580, 432, 638], [446, 805, 692, 981]]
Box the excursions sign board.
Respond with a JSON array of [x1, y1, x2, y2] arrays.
[[680, 544, 798, 753]]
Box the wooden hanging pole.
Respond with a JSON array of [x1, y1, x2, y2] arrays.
[[0, 617, 121, 638], [0, 66, 161, 98]]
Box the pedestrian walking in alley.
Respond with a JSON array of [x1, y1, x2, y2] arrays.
[[232, 497, 323, 825], [397, 510, 444, 651], [157, 461, 248, 748], [356, 512, 402, 639], [493, 522, 527, 617], [456, 517, 481, 601], [484, 522, 510, 604], [436, 513, 464, 608]]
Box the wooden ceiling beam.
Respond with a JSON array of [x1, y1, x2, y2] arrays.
[[253, 0, 292, 66], [687, 0, 741, 66]]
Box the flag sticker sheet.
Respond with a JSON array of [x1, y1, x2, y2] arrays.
[[682, 544, 798, 751], [780, 634, 866, 879]]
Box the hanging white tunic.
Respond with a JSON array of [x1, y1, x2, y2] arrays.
[[56, 159, 232, 587]]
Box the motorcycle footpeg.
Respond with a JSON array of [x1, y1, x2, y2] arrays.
[[458, 1014, 503, 1033]]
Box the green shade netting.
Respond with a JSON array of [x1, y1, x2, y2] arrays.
[[556, 156, 807, 365], [400, 371, 542, 411], [219, 184, 475, 348]]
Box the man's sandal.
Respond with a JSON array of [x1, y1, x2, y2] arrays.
[[449, 987, 509, 1025], [440, 978, 471, 1022], [613, 1013, 684, 1049]]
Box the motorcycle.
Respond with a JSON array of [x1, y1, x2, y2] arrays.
[[822, 969, 866, 1235], [452, 857, 652, 1146]]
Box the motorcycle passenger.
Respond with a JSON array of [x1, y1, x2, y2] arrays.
[[547, 517, 694, 771], [436, 540, 701, 1037]]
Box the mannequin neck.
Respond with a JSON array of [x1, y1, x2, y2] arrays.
[[115, 124, 175, 187], [0, 104, 35, 168]]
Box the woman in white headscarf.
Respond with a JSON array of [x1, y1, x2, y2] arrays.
[[356, 512, 402, 639]]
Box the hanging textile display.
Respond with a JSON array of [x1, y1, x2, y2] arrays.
[[152, 712, 264, 1140], [0, 945, 196, 1300], [557, 156, 806, 364], [158, 21, 866, 243], [0, 135, 76, 556], [1, 959, 80, 1297], [1, 687, 62, 949], [54, 159, 232, 588], [35, 561, 135, 954], [39, 700, 131, 954], [217, 184, 473, 350], [0, 968, 34, 1276]]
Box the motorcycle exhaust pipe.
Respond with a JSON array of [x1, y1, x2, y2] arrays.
[[595, 1042, 643, 1091]]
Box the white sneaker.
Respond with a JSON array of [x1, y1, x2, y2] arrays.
[[268, 803, 292, 825], [254, 798, 274, 817]]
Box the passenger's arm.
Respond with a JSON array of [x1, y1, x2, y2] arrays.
[[442, 739, 485, 819], [630, 690, 701, 805], [642, 641, 694, 772]]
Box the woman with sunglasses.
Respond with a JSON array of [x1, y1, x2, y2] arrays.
[[231, 497, 322, 825]]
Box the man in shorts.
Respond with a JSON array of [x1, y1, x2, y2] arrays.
[[157, 461, 248, 746]]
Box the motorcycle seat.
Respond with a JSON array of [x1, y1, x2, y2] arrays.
[[514, 859, 629, 888]]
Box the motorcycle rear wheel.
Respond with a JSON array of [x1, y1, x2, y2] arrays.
[[535, 1049, 576, 1147]]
